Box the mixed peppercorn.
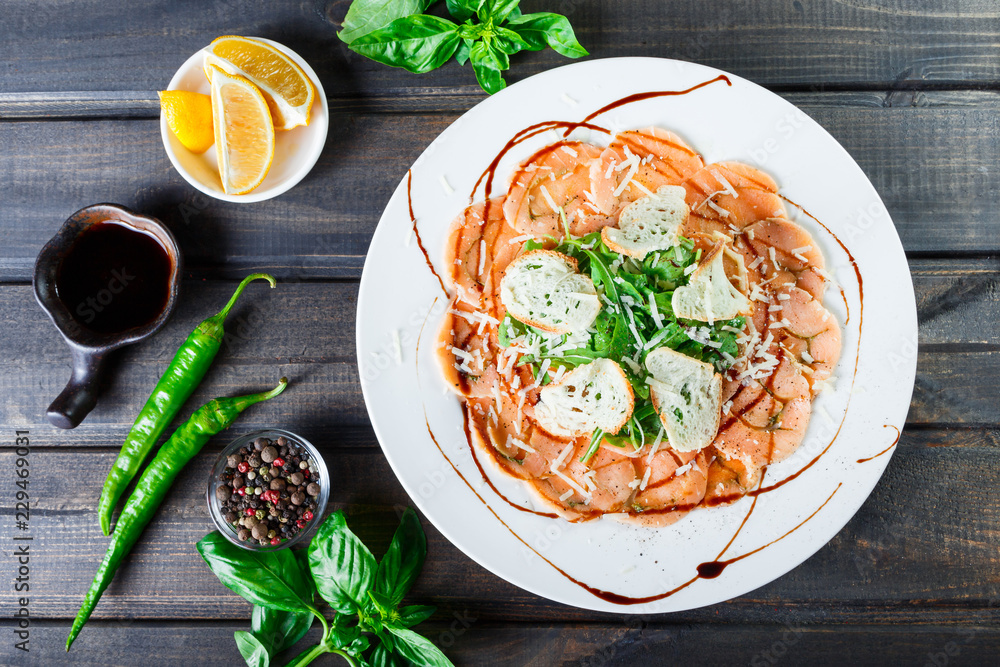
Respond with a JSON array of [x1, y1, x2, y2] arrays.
[[215, 435, 321, 547]]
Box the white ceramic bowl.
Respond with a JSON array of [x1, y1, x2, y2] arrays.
[[160, 37, 329, 203]]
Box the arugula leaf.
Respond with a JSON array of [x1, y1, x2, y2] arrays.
[[470, 40, 508, 94], [307, 511, 378, 613], [506, 12, 588, 58], [251, 605, 313, 657], [235, 631, 270, 667], [196, 532, 316, 615], [375, 508, 427, 607], [445, 0, 481, 22], [349, 15, 461, 74], [339, 0, 434, 43], [498, 313, 530, 347], [388, 626, 455, 667]]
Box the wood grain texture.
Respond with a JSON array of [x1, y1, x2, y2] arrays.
[[1, 92, 999, 283], [2, 432, 998, 624], [0, 261, 996, 444], [2, 1, 998, 660], [6, 621, 1000, 666], [2, 0, 1000, 97]]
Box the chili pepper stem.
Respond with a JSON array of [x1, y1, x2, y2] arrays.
[[227, 377, 288, 414], [206, 273, 276, 329]]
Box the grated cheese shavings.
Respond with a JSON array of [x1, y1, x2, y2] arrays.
[[439, 174, 454, 195]]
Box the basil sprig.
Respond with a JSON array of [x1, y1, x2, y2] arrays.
[[339, 0, 587, 94], [197, 508, 450, 667]]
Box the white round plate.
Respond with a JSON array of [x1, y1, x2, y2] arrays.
[[161, 37, 329, 203], [357, 57, 916, 613]]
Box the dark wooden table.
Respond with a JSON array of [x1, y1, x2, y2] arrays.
[[2, 1, 999, 665]]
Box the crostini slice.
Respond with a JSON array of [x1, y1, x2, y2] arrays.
[[601, 185, 689, 258], [645, 347, 722, 452], [499, 249, 601, 334], [672, 242, 753, 323], [534, 359, 635, 439]]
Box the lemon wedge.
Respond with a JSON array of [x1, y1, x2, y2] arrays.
[[159, 90, 214, 154], [205, 35, 316, 130], [209, 64, 275, 195]]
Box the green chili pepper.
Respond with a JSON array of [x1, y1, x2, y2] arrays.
[[97, 273, 276, 536], [67, 378, 288, 651]]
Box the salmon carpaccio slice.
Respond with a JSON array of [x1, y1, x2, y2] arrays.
[[502, 141, 612, 238], [444, 196, 515, 308], [589, 127, 705, 214], [682, 161, 787, 237]]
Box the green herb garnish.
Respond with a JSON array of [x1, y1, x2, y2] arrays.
[[339, 0, 588, 94], [198, 509, 451, 667]]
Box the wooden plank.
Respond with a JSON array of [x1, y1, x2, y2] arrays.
[[9, 621, 1000, 666], [3, 434, 999, 624], [2, 262, 1000, 442], [2, 0, 1000, 97], [2, 94, 999, 283], [2, 85, 997, 120]]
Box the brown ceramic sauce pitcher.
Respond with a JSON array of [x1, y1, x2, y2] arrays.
[[33, 204, 182, 429]]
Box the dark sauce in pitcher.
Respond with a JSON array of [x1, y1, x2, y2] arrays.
[[55, 221, 172, 334]]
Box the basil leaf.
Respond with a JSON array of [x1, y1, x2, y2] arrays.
[[339, 0, 434, 43], [251, 605, 313, 656], [328, 621, 363, 650], [387, 626, 455, 667], [371, 642, 409, 667], [455, 38, 473, 66], [367, 589, 395, 618], [375, 508, 427, 607], [345, 634, 371, 661], [397, 604, 436, 628], [506, 12, 588, 58], [470, 41, 508, 95], [478, 0, 520, 24], [307, 511, 377, 613], [235, 630, 270, 667], [196, 532, 315, 614], [493, 26, 531, 55], [349, 15, 461, 74], [445, 0, 482, 22]]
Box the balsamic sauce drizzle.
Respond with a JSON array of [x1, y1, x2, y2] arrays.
[[405, 76, 869, 605], [578, 74, 732, 126], [407, 170, 449, 296], [857, 425, 901, 464]]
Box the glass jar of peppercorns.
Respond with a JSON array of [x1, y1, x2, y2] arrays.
[[207, 429, 329, 551]]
